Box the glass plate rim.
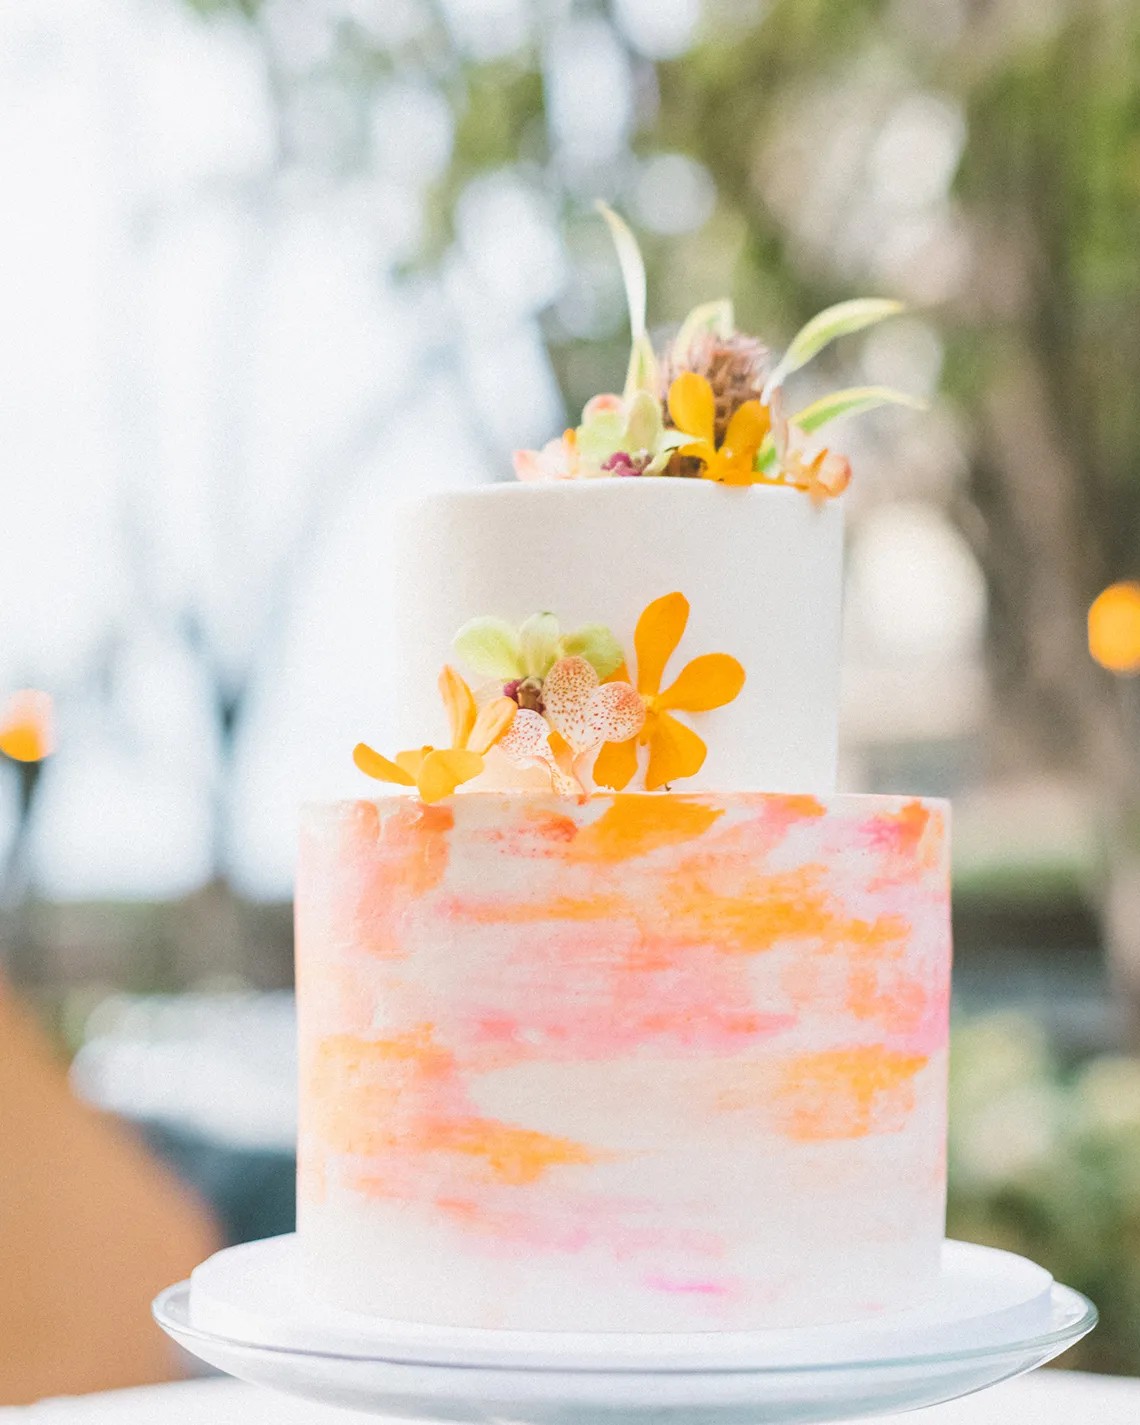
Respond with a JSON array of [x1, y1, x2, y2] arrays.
[[153, 1281, 1096, 1378]]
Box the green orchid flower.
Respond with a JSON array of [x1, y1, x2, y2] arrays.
[[574, 389, 686, 475], [454, 611, 624, 684]]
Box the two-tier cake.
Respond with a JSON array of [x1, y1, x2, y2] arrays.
[[294, 209, 950, 1333]]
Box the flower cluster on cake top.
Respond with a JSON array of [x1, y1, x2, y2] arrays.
[[354, 593, 744, 802], [514, 205, 921, 502]]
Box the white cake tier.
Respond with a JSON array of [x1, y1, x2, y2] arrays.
[[392, 479, 844, 795], [296, 792, 951, 1332]]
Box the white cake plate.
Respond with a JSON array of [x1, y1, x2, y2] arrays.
[[154, 1235, 1095, 1424]]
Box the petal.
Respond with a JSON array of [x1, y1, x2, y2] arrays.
[[353, 742, 417, 786], [519, 611, 562, 678], [634, 592, 689, 697], [417, 747, 485, 802], [559, 623, 624, 679], [396, 747, 431, 779], [659, 654, 746, 712], [768, 386, 791, 460], [469, 696, 517, 755], [583, 393, 626, 421], [766, 299, 905, 393], [549, 760, 583, 796], [592, 733, 639, 791], [499, 708, 551, 762], [817, 449, 851, 498], [587, 681, 646, 746], [723, 400, 770, 460], [645, 712, 707, 791], [512, 449, 544, 482], [719, 454, 759, 486], [543, 656, 600, 752], [576, 408, 628, 465], [623, 389, 664, 452], [667, 372, 716, 445], [515, 434, 578, 481], [498, 708, 581, 795], [453, 616, 523, 680], [439, 665, 476, 748]]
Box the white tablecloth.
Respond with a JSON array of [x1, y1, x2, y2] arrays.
[[3, 1371, 1139, 1422]]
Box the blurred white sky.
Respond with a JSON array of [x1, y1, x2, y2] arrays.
[[0, 0, 984, 901]]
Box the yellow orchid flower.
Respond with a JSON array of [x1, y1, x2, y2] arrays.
[[667, 372, 770, 486], [593, 593, 745, 792], [354, 667, 516, 804]]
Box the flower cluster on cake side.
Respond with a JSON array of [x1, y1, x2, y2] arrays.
[[355, 592, 744, 801], [513, 204, 922, 502]]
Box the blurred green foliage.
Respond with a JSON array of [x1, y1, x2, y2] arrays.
[[950, 1013, 1140, 1374]]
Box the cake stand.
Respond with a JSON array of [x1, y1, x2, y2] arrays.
[[154, 1236, 1095, 1424]]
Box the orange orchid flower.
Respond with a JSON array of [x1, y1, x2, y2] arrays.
[[769, 388, 851, 507], [354, 667, 516, 804], [593, 593, 745, 792], [667, 372, 770, 486]]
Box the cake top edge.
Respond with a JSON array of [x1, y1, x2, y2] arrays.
[[399, 476, 848, 513], [301, 791, 951, 816], [509, 203, 923, 501]]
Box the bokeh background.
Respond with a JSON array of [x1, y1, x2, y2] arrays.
[[4, 0, 1140, 1382]]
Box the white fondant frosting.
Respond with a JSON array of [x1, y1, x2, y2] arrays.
[[391, 479, 844, 795]]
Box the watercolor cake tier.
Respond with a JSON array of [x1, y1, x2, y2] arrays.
[[297, 792, 950, 1331], [295, 207, 948, 1331]]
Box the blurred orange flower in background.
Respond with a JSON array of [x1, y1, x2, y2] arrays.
[[0, 690, 55, 763], [1089, 582, 1140, 675]]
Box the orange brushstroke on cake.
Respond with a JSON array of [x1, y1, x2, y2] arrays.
[[381, 801, 455, 900], [305, 801, 454, 959], [522, 807, 581, 843], [306, 1028, 601, 1188], [441, 892, 631, 925], [865, 801, 946, 888], [661, 861, 909, 956], [419, 1118, 600, 1186], [570, 796, 724, 862], [761, 794, 827, 830], [774, 1046, 928, 1141], [846, 963, 930, 1035]]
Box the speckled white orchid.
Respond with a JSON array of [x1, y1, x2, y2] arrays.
[[498, 655, 645, 795]]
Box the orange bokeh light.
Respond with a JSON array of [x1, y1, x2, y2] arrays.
[[1089, 582, 1140, 674], [0, 689, 56, 763]]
